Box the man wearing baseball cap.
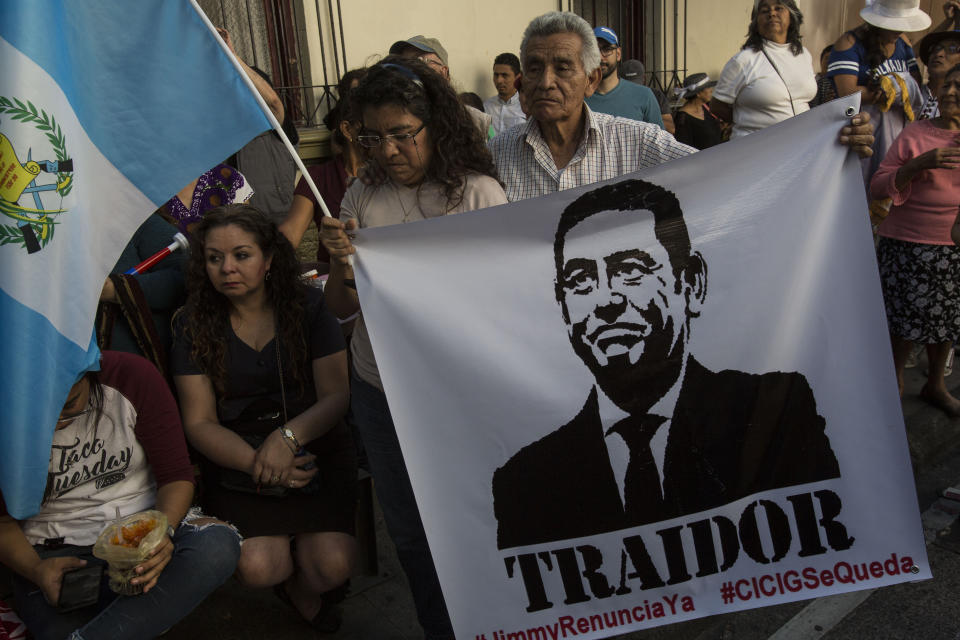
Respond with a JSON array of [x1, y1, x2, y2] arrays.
[[584, 26, 663, 128], [390, 35, 450, 78], [389, 35, 495, 139]]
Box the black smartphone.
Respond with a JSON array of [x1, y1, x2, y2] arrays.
[[57, 564, 103, 612]]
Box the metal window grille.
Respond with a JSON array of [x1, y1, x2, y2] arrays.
[[567, 0, 687, 98], [195, 0, 345, 128]]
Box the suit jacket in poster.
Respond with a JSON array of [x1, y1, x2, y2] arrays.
[[492, 357, 840, 549]]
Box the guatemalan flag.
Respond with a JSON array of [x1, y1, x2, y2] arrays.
[[0, 1, 271, 517]]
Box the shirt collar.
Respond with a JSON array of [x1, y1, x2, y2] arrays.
[[595, 352, 688, 426], [523, 103, 604, 161], [581, 102, 602, 133], [649, 356, 687, 421], [569, 104, 604, 168], [596, 354, 688, 501]]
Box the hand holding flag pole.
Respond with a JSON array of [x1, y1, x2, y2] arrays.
[[3, 0, 280, 520], [188, 0, 332, 220]]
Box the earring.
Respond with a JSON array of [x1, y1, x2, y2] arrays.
[[265, 270, 271, 281]]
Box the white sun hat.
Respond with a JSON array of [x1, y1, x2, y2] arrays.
[[860, 0, 931, 32]]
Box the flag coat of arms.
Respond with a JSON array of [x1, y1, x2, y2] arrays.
[[0, 1, 270, 518]]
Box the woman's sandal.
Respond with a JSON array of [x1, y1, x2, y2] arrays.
[[274, 582, 346, 634]]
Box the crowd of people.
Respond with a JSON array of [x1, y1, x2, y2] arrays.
[[3, 1, 960, 638]]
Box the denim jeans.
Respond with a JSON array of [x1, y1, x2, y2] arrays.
[[13, 520, 240, 640], [350, 372, 455, 640]]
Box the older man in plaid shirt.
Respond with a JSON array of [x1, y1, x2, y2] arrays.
[[491, 11, 876, 203]]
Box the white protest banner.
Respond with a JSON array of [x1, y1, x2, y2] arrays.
[[353, 95, 929, 640]]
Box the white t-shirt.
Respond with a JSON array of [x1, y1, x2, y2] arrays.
[[714, 40, 817, 139], [341, 174, 508, 389], [15, 352, 194, 546], [483, 93, 527, 137], [22, 385, 157, 546]]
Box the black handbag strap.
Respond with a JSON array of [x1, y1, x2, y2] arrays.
[[761, 45, 797, 116], [275, 329, 289, 425]]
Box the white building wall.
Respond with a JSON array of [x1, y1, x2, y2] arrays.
[[298, 0, 949, 113], [301, 0, 556, 98]]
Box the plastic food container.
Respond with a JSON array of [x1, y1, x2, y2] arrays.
[[92, 510, 168, 595]]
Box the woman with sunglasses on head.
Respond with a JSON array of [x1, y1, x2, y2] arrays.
[[171, 205, 357, 633], [319, 56, 507, 640]]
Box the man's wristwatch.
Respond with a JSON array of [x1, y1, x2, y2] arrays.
[[278, 426, 302, 452]]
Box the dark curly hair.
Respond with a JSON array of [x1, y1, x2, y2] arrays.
[[743, 0, 804, 56], [180, 204, 308, 396], [351, 55, 500, 209]]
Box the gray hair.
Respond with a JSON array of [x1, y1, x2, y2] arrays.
[[752, 0, 801, 27], [520, 11, 602, 75]]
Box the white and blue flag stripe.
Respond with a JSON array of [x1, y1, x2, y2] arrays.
[[0, 0, 271, 518]]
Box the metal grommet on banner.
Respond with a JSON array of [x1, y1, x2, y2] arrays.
[[844, 106, 856, 117], [910, 565, 920, 574]]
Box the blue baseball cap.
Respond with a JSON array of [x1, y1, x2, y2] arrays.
[[594, 27, 619, 47]]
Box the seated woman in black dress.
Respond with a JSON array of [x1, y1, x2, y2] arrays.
[[171, 205, 356, 632]]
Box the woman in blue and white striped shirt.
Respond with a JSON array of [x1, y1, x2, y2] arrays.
[[828, 0, 930, 183]]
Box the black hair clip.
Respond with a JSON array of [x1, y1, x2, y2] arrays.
[[380, 63, 424, 88]]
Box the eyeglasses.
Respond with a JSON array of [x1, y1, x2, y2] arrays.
[[599, 46, 618, 57], [357, 123, 426, 149], [932, 43, 960, 56]]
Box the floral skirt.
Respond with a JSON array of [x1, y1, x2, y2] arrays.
[[878, 236, 960, 343]]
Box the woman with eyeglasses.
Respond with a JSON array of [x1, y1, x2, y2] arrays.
[[318, 56, 506, 640], [916, 27, 960, 120]]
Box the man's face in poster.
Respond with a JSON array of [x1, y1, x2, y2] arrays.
[[557, 209, 692, 409]]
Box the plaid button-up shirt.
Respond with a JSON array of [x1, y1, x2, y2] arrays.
[[489, 104, 695, 202]]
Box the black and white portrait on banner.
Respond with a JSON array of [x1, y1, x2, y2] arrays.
[[351, 97, 929, 640], [492, 179, 840, 549]]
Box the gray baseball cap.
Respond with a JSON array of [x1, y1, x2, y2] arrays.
[[389, 35, 448, 66], [620, 59, 645, 85]]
